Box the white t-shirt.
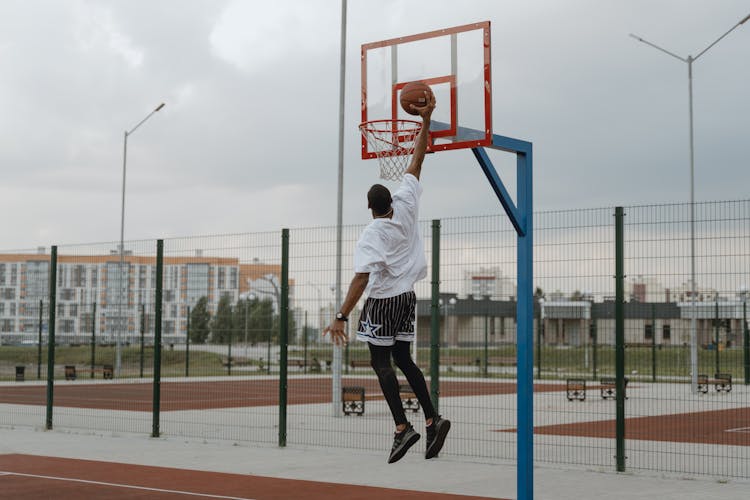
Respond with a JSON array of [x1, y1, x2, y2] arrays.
[[353, 173, 427, 298]]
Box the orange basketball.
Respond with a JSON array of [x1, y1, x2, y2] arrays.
[[399, 81, 433, 115]]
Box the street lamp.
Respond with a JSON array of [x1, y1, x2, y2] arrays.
[[630, 13, 748, 393], [117, 102, 165, 377]]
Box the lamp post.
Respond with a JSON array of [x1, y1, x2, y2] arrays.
[[630, 13, 749, 393], [117, 103, 165, 377]]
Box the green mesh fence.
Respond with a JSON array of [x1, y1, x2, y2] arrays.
[[1, 200, 748, 478], [0, 247, 51, 428], [159, 232, 282, 444]]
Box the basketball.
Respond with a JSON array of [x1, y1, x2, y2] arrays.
[[399, 81, 433, 115]]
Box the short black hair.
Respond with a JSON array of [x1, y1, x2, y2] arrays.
[[367, 184, 392, 216]]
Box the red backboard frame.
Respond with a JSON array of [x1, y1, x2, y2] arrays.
[[361, 21, 492, 160]]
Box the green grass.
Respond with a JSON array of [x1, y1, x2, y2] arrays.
[[3, 344, 747, 382], [0, 345, 242, 380]]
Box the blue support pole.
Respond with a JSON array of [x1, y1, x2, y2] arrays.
[[515, 144, 533, 500], [472, 132, 533, 500]]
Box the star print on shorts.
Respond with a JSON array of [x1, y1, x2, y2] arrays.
[[359, 315, 383, 339]]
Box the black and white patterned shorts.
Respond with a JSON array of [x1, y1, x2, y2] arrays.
[[355, 291, 416, 346]]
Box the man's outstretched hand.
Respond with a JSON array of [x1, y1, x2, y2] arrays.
[[322, 320, 349, 346], [410, 91, 436, 121]]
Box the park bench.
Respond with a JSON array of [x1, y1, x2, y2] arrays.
[[341, 384, 419, 416], [566, 378, 586, 401], [599, 377, 629, 400], [342, 386, 365, 416], [65, 364, 113, 380], [399, 383, 420, 413], [287, 358, 306, 369], [442, 356, 480, 368], [697, 373, 732, 393]]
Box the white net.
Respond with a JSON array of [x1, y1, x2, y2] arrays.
[[359, 119, 422, 181]]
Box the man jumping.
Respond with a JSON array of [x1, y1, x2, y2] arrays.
[[324, 91, 450, 463]]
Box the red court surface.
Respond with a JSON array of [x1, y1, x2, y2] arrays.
[[502, 407, 750, 446], [0, 454, 504, 500], [0, 377, 567, 411]]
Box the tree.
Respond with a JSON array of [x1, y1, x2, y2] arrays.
[[211, 294, 234, 344], [232, 296, 274, 345], [233, 297, 252, 344], [251, 298, 274, 345], [189, 296, 211, 344]]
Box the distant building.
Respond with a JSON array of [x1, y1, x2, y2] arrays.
[[415, 296, 748, 349], [0, 251, 286, 344], [463, 267, 516, 301]]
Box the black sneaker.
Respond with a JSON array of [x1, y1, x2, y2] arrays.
[[425, 416, 451, 459], [387, 423, 420, 464]]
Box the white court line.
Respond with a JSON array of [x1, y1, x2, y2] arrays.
[[725, 427, 750, 433], [0, 471, 256, 500]]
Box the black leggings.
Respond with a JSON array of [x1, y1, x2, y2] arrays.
[[368, 341, 436, 426]]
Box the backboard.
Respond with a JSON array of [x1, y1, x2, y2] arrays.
[[361, 21, 492, 159]]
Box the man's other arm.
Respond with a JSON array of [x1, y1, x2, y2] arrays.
[[404, 92, 436, 181]]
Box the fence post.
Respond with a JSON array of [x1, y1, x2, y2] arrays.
[[430, 220, 441, 412], [742, 300, 749, 384], [228, 330, 233, 376], [91, 302, 97, 378], [37, 299, 43, 380], [536, 302, 542, 379], [186, 306, 191, 378], [615, 207, 626, 472], [278, 228, 289, 447], [651, 304, 656, 382], [152, 239, 163, 438], [140, 303, 145, 378], [591, 317, 598, 380], [45, 246, 57, 430], [267, 325, 271, 375], [483, 314, 489, 377], [714, 301, 720, 374], [744, 301, 749, 384]]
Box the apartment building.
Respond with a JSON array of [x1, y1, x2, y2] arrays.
[[0, 251, 284, 344]]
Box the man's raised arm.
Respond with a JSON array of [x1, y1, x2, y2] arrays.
[[405, 92, 436, 180]]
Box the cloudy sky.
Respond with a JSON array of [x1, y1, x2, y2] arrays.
[[1, 0, 748, 249]]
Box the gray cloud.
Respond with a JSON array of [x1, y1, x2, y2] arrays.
[[1, 0, 748, 248]]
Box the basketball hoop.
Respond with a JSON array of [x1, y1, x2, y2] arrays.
[[359, 119, 422, 181]]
